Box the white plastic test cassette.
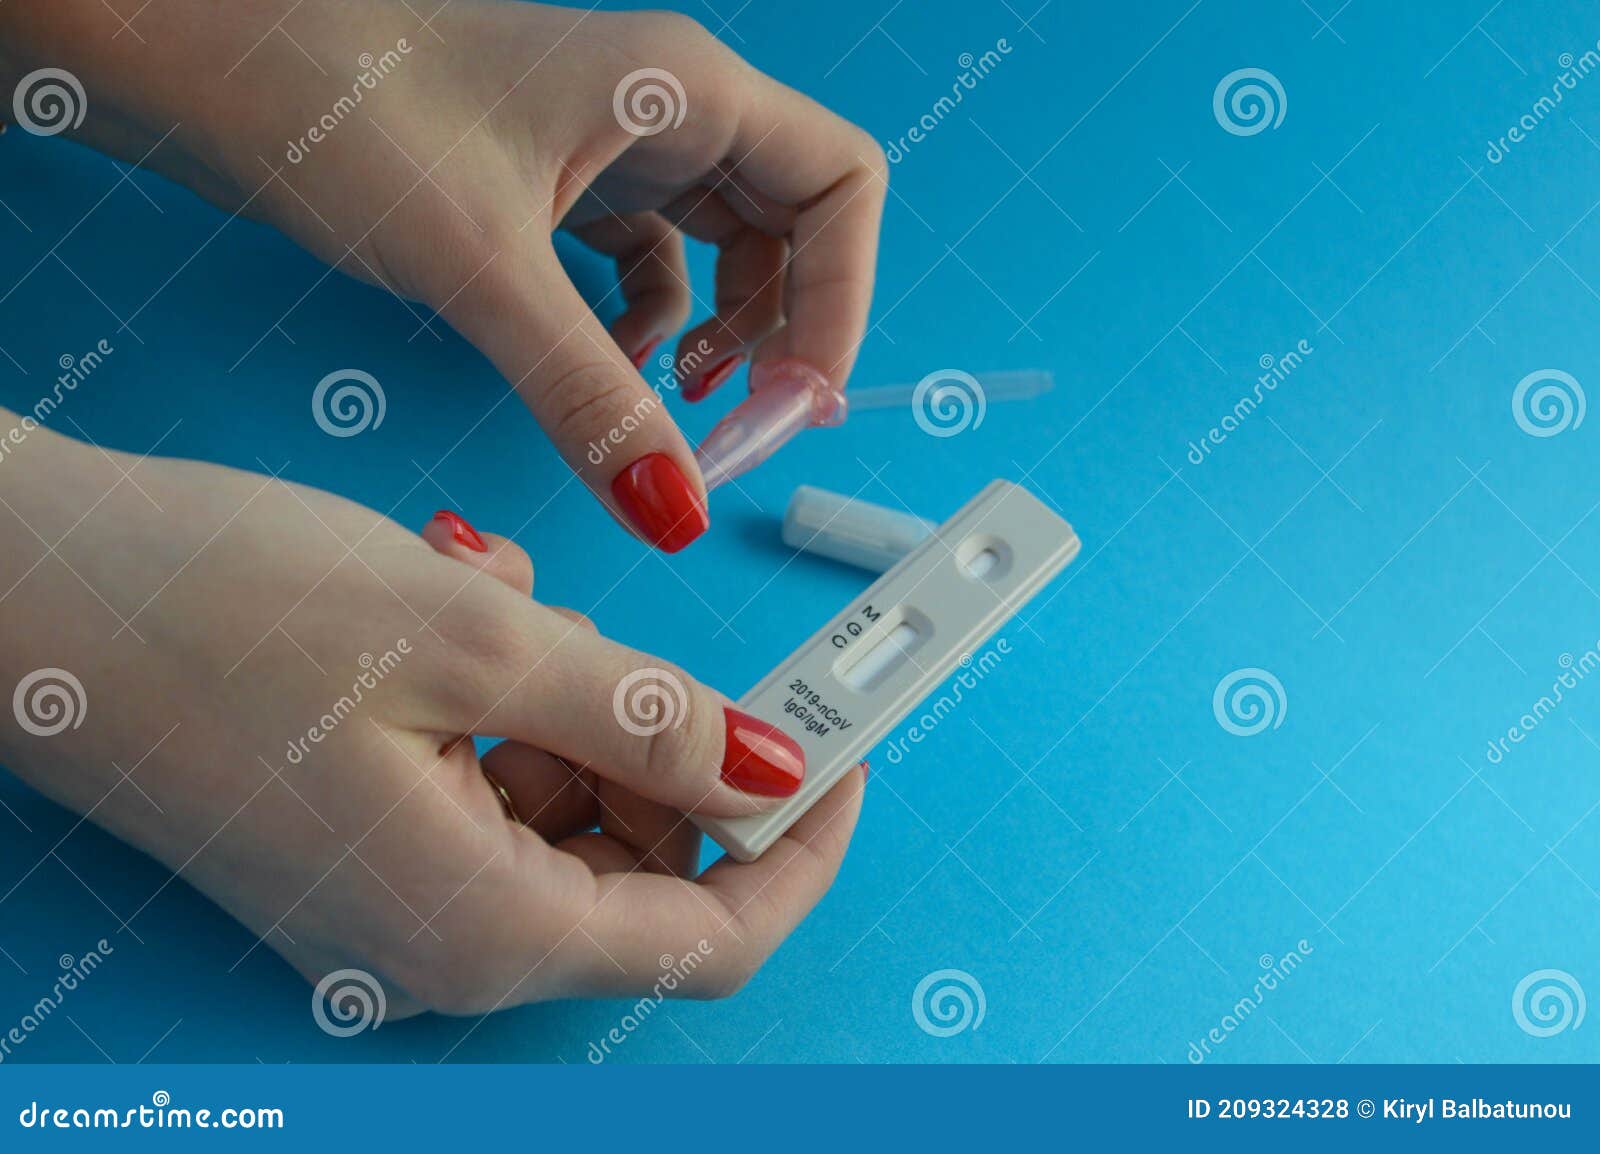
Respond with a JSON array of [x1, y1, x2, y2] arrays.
[[694, 480, 1080, 862]]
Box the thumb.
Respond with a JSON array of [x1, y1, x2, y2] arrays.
[[447, 240, 709, 552], [444, 601, 806, 820]]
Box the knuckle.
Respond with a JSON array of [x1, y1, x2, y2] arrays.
[[627, 11, 739, 78], [424, 215, 512, 300], [638, 10, 714, 49], [491, 544, 536, 593], [854, 133, 890, 184], [626, 663, 720, 789], [468, 215, 533, 265], [436, 603, 516, 665], [431, 602, 526, 687], [542, 363, 657, 450]]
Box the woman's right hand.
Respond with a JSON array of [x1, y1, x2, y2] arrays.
[[0, 422, 863, 1015], [0, 0, 889, 552]]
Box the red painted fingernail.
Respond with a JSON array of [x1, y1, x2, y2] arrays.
[[860, 759, 870, 782], [683, 354, 744, 403], [721, 708, 805, 797], [433, 509, 486, 552], [610, 452, 709, 553], [630, 336, 663, 371]]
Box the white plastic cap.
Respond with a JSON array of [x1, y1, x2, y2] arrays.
[[782, 485, 934, 573]]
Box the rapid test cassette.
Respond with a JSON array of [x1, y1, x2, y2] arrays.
[[693, 479, 1080, 862]]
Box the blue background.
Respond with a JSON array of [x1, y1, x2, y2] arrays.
[[4, 0, 1600, 1064]]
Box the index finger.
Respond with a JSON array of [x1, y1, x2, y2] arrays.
[[565, 764, 866, 999]]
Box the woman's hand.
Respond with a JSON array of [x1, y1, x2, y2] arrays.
[[0, 423, 864, 1014], [0, 0, 889, 552]]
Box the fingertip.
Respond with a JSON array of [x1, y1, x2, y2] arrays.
[[681, 351, 745, 402], [427, 509, 486, 552], [609, 451, 709, 552], [630, 334, 665, 371], [693, 764, 865, 952], [422, 512, 535, 596], [786, 762, 867, 847]]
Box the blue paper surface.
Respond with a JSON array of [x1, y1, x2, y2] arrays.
[[2, 0, 1599, 1065]]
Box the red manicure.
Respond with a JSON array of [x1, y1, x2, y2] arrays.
[[721, 707, 805, 797], [432, 509, 486, 552], [630, 336, 663, 371], [684, 354, 744, 403], [610, 452, 709, 553]]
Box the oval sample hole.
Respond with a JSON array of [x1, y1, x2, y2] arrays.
[[955, 535, 1013, 582], [963, 548, 1000, 578]]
